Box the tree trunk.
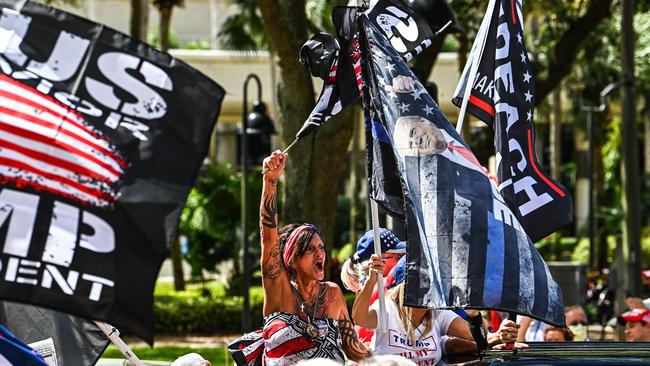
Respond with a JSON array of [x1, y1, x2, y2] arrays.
[[130, 0, 149, 42], [171, 236, 185, 291], [535, 0, 614, 105], [159, 5, 173, 52], [258, 0, 355, 253]]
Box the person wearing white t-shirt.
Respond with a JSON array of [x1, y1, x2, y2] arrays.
[[353, 255, 521, 365]]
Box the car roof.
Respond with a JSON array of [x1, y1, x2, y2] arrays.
[[444, 342, 650, 365]]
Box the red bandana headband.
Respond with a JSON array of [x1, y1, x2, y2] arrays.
[[283, 224, 316, 268]]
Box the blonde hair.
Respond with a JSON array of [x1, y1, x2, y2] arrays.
[[389, 283, 432, 343], [340, 257, 369, 293]]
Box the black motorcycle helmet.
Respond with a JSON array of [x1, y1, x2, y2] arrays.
[[299, 32, 340, 80]]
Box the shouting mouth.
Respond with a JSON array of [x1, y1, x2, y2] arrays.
[[314, 260, 324, 273]]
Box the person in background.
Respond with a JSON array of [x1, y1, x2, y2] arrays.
[[340, 228, 406, 293], [517, 316, 548, 342], [341, 228, 406, 345], [618, 308, 650, 342], [543, 327, 573, 342], [564, 306, 589, 341], [624, 269, 650, 312], [353, 255, 520, 365]]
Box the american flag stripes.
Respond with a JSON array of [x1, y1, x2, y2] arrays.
[[360, 15, 564, 326], [0, 74, 126, 207]]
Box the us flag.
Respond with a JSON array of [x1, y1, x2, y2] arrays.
[[360, 15, 564, 326], [452, 0, 572, 242], [0, 74, 127, 207]]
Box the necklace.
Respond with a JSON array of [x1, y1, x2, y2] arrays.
[[291, 282, 321, 340]]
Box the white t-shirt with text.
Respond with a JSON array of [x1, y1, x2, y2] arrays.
[[370, 300, 459, 366]]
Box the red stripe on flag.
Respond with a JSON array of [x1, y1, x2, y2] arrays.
[[527, 129, 565, 197], [469, 95, 494, 117], [0, 157, 116, 202], [0, 94, 126, 169], [0, 117, 123, 178], [0, 75, 127, 168], [511, 0, 517, 24], [265, 337, 316, 358], [0, 137, 115, 184], [263, 319, 288, 339], [0, 175, 112, 206]]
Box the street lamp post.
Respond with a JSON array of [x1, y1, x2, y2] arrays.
[[241, 73, 275, 332], [580, 82, 621, 270]]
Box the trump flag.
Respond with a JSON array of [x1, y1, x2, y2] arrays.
[[360, 15, 564, 326], [0, 1, 224, 342]]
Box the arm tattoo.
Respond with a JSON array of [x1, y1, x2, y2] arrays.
[[339, 318, 369, 362], [261, 191, 278, 229], [262, 245, 282, 280]]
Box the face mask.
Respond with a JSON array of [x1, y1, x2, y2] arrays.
[[569, 324, 588, 341]]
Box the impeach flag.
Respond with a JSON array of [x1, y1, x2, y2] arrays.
[[452, 0, 572, 242], [0, 1, 224, 343], [360, 15, 564, 326]]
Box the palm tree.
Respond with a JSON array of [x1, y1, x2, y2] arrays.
[[152, 0, 184, 52], [130, 0, 149, 42]]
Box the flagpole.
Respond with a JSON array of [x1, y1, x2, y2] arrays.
[[260, 138, 299, 174], [94, 321, 145, 366], [370, 198, 387, 333], [455, 0, 496, 135]]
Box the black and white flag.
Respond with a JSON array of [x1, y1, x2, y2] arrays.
[[360, 15, 564, 326], [0, 1, 224, 343], [364, 0, 440, 62], [452, 0, 572, 242]]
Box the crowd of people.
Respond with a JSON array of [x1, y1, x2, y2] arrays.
[[218, 150, 649, 366]]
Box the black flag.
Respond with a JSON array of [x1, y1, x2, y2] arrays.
[[364, 0, 438, 61], [452, 0, 572, 242], [0, 302, 109, 366], [360, 15, 564, 326], [0, 1, 224, 343]]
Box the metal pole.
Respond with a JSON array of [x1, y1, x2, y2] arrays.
[[242, 73, 262, 332], [587, 110, 594, 270], [94, 321, 144, 366], [370, 199, 387, 333], [620, 0, 642, 302]]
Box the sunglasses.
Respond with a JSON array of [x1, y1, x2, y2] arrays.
[[568, 321, 588, 326]]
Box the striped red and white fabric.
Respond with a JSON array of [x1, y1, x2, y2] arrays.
[[0, 74, 127, 207], [262, 312, 344, 366]]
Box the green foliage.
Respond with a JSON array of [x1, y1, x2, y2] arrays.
[[571, 237, 591, 265], [154, 284, 265, 333], [333, 195, 366, 249], [218, 0, 270, 51], [148, 29, 180, 49], [535, 234, 578, 261], [336, 242, 354, 264], [185, 39, 212, 50], [178, 162, 262, 280], [102, 346, 227, 363]]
